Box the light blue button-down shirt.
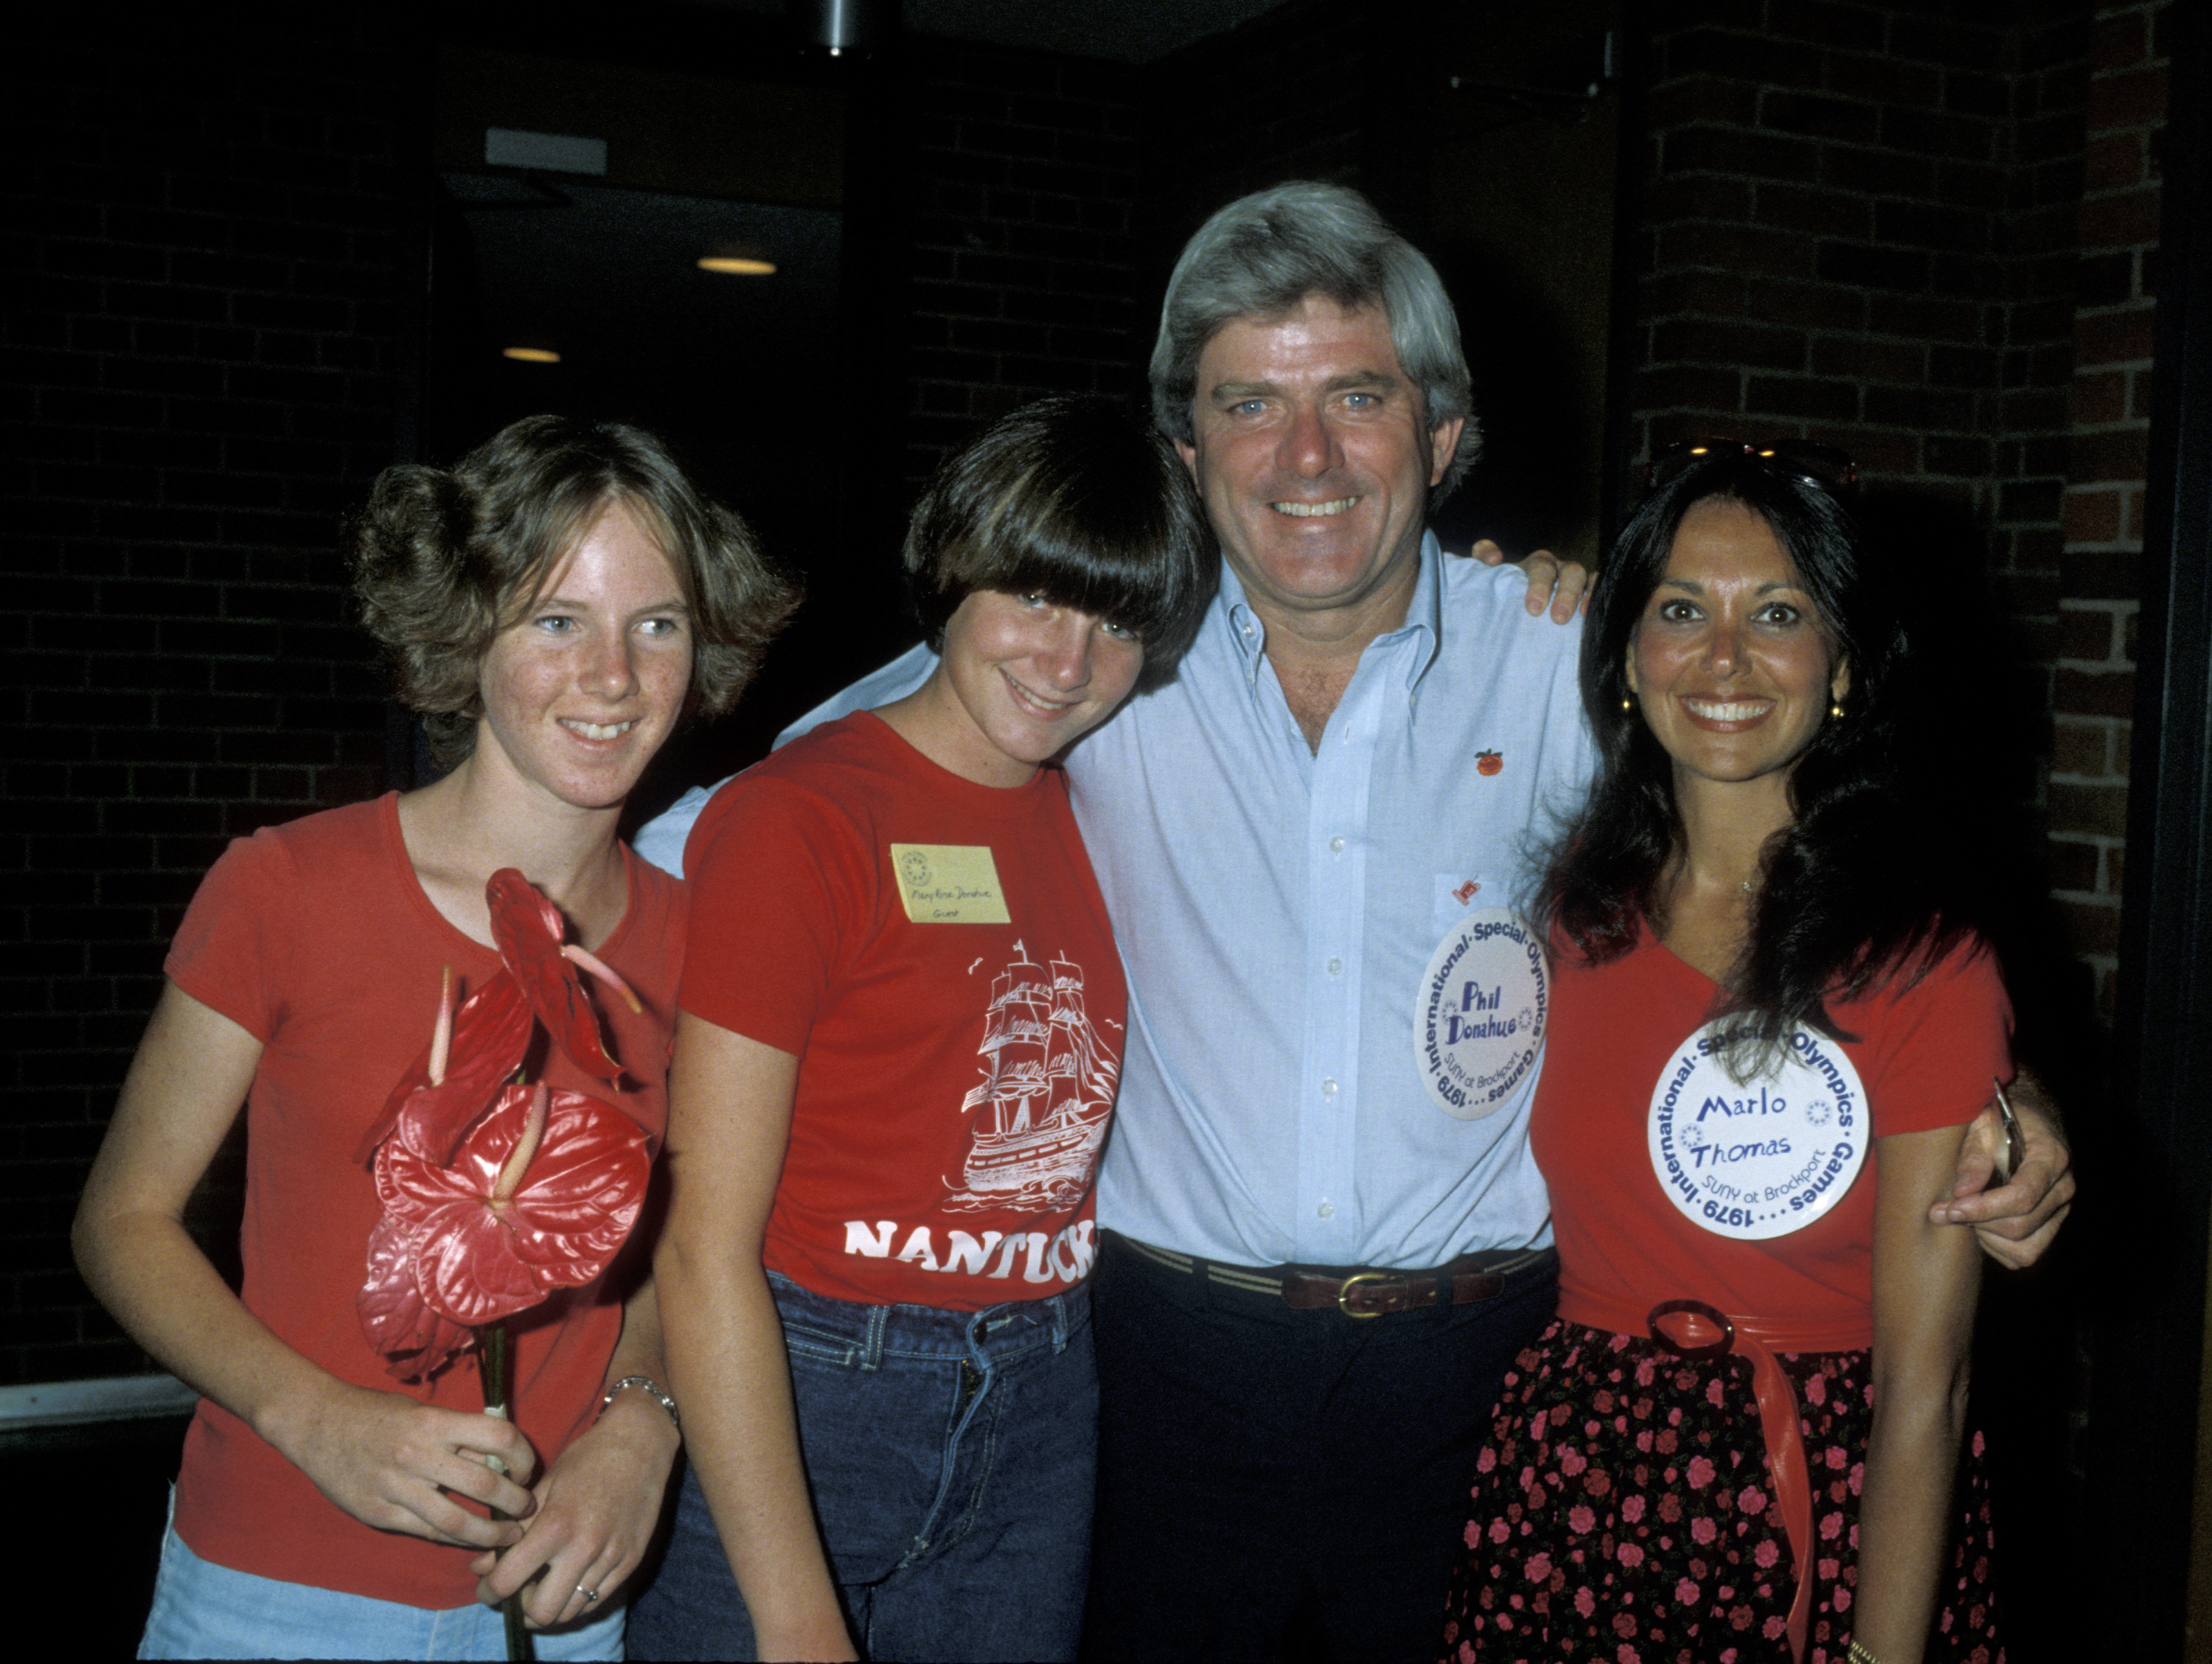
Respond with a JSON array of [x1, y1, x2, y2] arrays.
[[636, 535, 1596, 1270]]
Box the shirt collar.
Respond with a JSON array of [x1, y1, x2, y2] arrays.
[[1217, 561, 1269, 687], [1214, 532, 1447, 692], [1397, 531, 1445, 689]]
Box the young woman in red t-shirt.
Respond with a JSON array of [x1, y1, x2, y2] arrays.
[[632, 396, 1214, 1663], [1441, 445, 2008, 1663], [74, 417, 796, 1660]]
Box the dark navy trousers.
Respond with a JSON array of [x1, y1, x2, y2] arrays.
[[1080, 1233, 1559, 1663]]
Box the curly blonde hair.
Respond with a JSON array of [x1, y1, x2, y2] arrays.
[[350, 416, 799, 770]]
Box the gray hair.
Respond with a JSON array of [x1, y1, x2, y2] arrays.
[[1149, 181, 1481, 506]]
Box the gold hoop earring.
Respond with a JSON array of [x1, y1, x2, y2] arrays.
[[1621, 696, 1634, 711], [1829, 699, 1846, 720]]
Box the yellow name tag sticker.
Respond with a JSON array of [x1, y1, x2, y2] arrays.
[[891, 844, 1010, 924]]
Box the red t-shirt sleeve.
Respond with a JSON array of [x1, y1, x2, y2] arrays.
[[681, 775, 855, 1055], [1851, 936, 2014, 1141], [166, 826, 297, 1042]]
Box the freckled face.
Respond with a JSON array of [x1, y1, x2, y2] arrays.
[[928, 590, 1145, 788], [473, 500, 692, 814], [1176, 296, 1463, 630], [1627, 497, 1849, 796]]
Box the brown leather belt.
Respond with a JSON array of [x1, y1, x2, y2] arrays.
[[1112, 1231, 1554, 1319]]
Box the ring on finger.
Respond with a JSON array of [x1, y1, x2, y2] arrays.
[[575, 1584, 601, 1604]]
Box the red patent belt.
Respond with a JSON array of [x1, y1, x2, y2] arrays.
[[1557, 1288, 1874, 1664]]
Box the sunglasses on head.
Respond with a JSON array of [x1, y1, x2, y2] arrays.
[[1643, 438, 1860, 496]]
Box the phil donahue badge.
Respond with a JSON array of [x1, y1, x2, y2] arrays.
[[1647, 1023, 1868, 1239], [1416, 909, 1545, 1121]]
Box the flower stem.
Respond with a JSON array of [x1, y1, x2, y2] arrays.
[[479, 1322, 535, 1663]]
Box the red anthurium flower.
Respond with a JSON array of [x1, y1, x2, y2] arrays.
[[371, 1082, 650, 1330], [355, 973, 537, 1167], [358, 1215, 476, 1382], [352, 874, 641, 1167], [487, 868, 636, 1087], [357, 871, 650, 1387]]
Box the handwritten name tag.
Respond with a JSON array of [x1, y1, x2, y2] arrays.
[[891, 843, 1010, 924]]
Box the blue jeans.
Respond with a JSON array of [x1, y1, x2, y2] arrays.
[[139, 1493, 625, 1660], [627, 1274, 1096, 1663]]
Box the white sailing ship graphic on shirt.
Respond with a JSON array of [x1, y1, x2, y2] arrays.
[[942, 939, 1119, 1211]]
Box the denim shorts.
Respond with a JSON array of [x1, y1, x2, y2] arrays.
[[138, 1491, 625, 1660], [627, 1273, 1096, 1663]]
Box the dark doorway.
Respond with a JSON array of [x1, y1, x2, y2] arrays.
[[427, 172, 883, 804]]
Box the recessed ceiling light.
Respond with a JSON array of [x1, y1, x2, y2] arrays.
[[502, 347, 561, 363], [698, 256, 776, 276]]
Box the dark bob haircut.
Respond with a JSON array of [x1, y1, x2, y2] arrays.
[[350, 415, 799, 770], [902, 394, 1216, 679], [1550, 450, 1971, 1064]]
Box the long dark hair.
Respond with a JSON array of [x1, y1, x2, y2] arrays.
[[1544, 453, 1975, 1059]]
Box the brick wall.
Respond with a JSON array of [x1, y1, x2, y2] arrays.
[[890, 0, 1389, 490], [896, 42, 1147, 485], [7, 13, 414, 1384], [1630, 1, 2089, 500], [2051, 1, 2168, 1019], [1624, 4, 2114, 1001], [1141, 0, 1373, 246]]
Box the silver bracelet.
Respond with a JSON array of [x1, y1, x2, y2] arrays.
[[599, 1374, 681, 1432]]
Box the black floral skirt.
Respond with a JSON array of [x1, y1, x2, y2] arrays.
[[1439, 1319, 2000, 1663]]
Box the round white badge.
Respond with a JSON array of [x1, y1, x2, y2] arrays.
[[1647, 1023, 1868, 1239], [1416, 909, 1546, 1121]]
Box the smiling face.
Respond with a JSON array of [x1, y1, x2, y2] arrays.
[[1627, 497, 1849, 805], [902, 589, 1145, 788], [472, 498, 693, 815], [1175, 295, 1464, 635]]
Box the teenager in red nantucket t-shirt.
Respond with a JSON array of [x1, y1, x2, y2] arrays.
[[1441, 446, 2011, 1663], [73, 417, 796, 1659], [630, 397, 1214, 1664]]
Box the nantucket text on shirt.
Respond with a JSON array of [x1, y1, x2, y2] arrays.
[[842, 1218, 1098, 1284]]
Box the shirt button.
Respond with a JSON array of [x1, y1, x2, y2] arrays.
[[1321, 1078, 1339, 1096], [1317, 1201, 1335, 1219], [1326, 956, 1343, 976], [1329, 835, 1346, 852]]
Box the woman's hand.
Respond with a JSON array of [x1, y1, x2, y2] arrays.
[[1470, 540, 1591, 622], [470, 1388, 679, 1626], [262, 1376, 539, 1548], [1928, 1068, 2074, 1270]]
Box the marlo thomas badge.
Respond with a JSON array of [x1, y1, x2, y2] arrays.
[[1646, 1023, 1868, 1239]]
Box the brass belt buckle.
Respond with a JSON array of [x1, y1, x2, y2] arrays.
[[1337, 1271, 1392, 1318]]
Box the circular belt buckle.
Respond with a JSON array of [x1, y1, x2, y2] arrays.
[[1646, 1298, 1735, 1361], [1337, 1271, 1393, 1318]]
